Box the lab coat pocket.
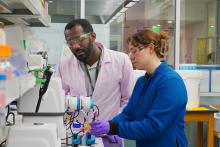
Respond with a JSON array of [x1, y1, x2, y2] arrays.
[[97, 75, 119, 91]]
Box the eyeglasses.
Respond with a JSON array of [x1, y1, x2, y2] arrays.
[[66, 32, 92, 47], [128, 46, 145, 56]]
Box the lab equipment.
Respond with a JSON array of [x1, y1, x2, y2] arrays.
[[71, 122, 82, 145], [2, 54, 99, 147], [65, 96, 98, 146], [16, 70, 66, 138], [5, 71, 99, 147], [5, 65, 65, 147], [66, 95, 94, 112], [6, 123, 60, 147], [25, 39, 48, 70], [32, 66, 51, 84]]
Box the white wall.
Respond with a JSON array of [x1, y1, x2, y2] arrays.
[[30, 23, 66, 65], [4, 25, 32, 73], [92, 24, 110, 48], [30, 23, 110, 64]]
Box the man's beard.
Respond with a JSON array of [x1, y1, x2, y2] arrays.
[[73, 42, 92, 63]]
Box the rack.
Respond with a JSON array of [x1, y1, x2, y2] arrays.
[[0, 0, 51, 27]]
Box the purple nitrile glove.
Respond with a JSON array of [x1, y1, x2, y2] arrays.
[[90, 121, 110, 137], [102, 135, 123, 147]]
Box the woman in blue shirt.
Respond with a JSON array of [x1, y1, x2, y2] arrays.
[[90, 29, 188, 147]]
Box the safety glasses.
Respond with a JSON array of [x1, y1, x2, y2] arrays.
[[66, 32, 92, 47]]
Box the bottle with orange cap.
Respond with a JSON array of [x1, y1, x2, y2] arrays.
[[0, 21, 7, 142], [0, 22, 13, 80], [0, 45, 13, 80], [0, 22, 7, 141]]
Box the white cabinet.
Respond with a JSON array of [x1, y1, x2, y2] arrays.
[[6, 73, 36, 106]]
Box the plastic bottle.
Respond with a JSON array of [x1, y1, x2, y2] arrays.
[[0, 74, 6, 106], [0, 74, 7, 142], [0, 45, 13, 80], [0, 22, 11, 142], [0, 22, 13, 80], [0, 74, 7, 124]]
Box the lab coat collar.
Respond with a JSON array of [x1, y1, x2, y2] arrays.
[[101, 46, 112, 64]]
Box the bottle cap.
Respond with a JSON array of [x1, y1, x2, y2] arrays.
[[0, 45, 11, 57], [0, 74, 7, 80]]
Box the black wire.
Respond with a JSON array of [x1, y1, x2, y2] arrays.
[[26, 62, 31, 72], [63, 109, 69, 125], [66, 114, 73, 130], [64, 110, 79, 126], [73, 110, 80, 118], [61, 135, 73, 140], [66, 111, 79, 127], [65, 120, 72, 128], [94, 105, 99, 115], [75, 130, 82, 135], [0, 140, 6, 146], [94, 105, 99, 117], [5, 106, 9, 120]]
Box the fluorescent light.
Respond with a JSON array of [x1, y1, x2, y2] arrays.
[[112, 16, 117, 20], [48, 0, 53, 3], [120, 7, 128, 13], [132, 0, 140, 1], [115, 12, 123, 17], [107, 19, 113, 25], [125, 2, 136, 8], [117, 15, 124, 23]]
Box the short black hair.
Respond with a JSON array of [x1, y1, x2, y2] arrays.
[[64, 19, 93, 33]]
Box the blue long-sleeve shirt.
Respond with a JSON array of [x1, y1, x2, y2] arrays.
[[112, 61, 188, 147]]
